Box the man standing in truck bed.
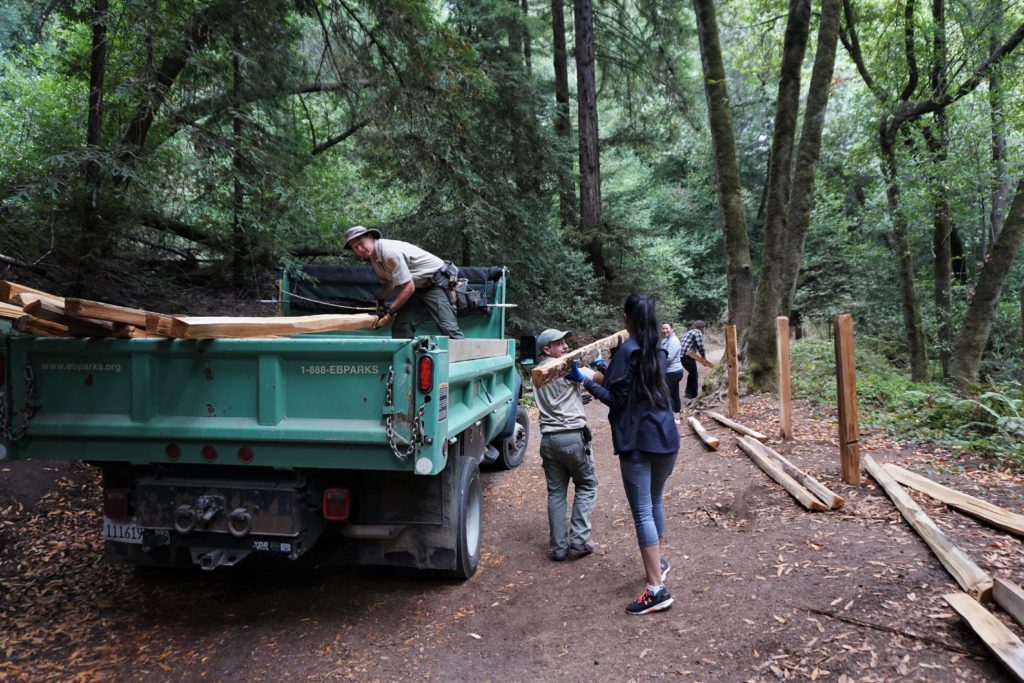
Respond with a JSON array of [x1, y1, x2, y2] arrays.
[[344, 226, 464, 339]]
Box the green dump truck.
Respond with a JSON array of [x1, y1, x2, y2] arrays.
[[0, 265, 528, 578]]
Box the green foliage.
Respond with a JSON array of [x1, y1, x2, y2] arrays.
[[791, 336, 1024, 465]]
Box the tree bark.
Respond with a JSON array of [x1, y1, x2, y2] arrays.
[[692, 0, 754, 334], [574, 0, 609, 280], [988, 0, 1010, 247], [552, 0, 577, 230], [950, 181, 1024, 385], [746, 0, 813, 390], [779, 0, 842, 316]]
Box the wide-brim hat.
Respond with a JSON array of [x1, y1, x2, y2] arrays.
[[343, 225, 381, 249], [537, 328, 571, 352]]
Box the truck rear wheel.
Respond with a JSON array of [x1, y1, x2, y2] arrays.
[[497, 405, 529, 470], [453, 455, 482, 579]]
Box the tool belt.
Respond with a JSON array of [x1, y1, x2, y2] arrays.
[[544, 425, 592, 444], [431, 261, 485, 314]]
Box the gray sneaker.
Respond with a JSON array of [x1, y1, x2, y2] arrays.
[[626, 586, 673, 615]]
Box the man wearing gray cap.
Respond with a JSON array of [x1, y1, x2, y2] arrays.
[[534, 329, 599, 561], [344, 226, 464, 339]]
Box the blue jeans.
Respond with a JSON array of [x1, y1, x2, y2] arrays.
[[619, 452, 678, 548]]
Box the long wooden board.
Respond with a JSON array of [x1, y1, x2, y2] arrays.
[[168, 313, 378, 339], [864, 455, 993, 601], [737, 436, 827, 512], [706, 411, 768, 441], [885, 464, 1024, 537], [686, 348, 714, 368], [64, 298, 150, 327], [530, 329, 630, 388], [13, 315, 71, 337], [0, 301, 24, 321], [944, 592, 1024, 681], [743, 437, 843, 509], [24, 299, 124, 337], [994, 578, 1024, 631], [687, 416, 719, 450], [0, 280, 60, 305]]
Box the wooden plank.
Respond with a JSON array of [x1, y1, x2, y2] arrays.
[[944, 592, 1024, 681], [885, 464, 1024, 537], [0, 281, 60, 305], [23, 299, 122, 337], [776, 316, 793, 439], [0, 302, 24, 321], [64, 298, 150, 327], [145, 312, 176, 337], [833, 314, 860, 485], [13, 315, 71, 337], [864, 455, 993, 601], [743, 437, 843, 509], [706, 410, 767, 440], [449, 339, 510, 363], [686, 348, 714, 368], [687, 416, 719, 450], [168, 313, 378, 339], [725, 324, 739, 417], [531, 329, 630, 388], [994, 578, 1024, 631], [736, 436, 827, 512], [11, 292, 66, 308]]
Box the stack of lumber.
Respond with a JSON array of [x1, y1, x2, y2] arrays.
[[736, 435, 844, 512], [0, 280, 377, 339]]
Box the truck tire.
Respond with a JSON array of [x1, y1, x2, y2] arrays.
[[497, 405, 529, 470], [453, 455, 483, 579]]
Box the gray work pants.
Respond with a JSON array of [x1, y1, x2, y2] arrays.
[[540, 430, 598, 555], [393, 286, 464, 339]]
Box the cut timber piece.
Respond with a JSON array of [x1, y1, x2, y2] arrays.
[[65, 298, 150, 327], [864, 455, 993, 601], [13, 315, 71, 337], [145, 312, 176, 337], [736, 436, 827, 512], [0, 280, 60, 305], [706, 411, 767, 441], [0, 302, 24, 321], [169, 313, 378, 339], [995, 578, 1024, 630], [23, 299, 124, 337], [686, 348, 714, 368], [11, 292, 65, 308], [531, 329, 630, 388], [944, 592, 1024, 681], [884, 464, 1024, 537], [742, 437, 843, 509], [687, 416, 719, 450]]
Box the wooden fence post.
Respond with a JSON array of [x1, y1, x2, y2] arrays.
[[834, 314, 860, 485], [776, 316, 792, 439], [725, 324, 739, 417]]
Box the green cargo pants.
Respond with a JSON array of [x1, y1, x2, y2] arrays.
[[393, 286, 464, 339]]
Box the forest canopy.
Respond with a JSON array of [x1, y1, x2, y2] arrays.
[[0, 0, 1022, 391]]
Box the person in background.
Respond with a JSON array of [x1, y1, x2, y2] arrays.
[[343, 225, 464, 339], [534, 329, 599, 562], [679, 320, 708, 403], [660, 322, 683, 423], [570, 293, 680, 615]]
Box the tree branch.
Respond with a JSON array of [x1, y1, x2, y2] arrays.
[[839, 0, 882, 101], [311, 118, 370, 155]]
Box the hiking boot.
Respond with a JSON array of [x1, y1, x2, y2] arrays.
[[569, 542, 594, 557], [551, 549, 568, 562], [625, 586, 673, 615], [660, 557, 671, 582]]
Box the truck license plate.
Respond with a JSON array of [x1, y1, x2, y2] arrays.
[[103, 517, 144, 544]]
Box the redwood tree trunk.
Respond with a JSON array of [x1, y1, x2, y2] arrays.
[[692, 0, 754, 334], [746, 0, 812, 390], [551, 0, 576, 230], [574, 0, 609, 280], [950, 181, 1024, 384]]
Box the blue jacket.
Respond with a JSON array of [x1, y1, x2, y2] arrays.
[[583, 338, 680, 457]]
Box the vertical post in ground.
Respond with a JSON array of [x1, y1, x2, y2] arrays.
[[1019, 278, 1023, 348], [725, 324, 739, 417], [776, 316, 792, 439], [833, 314, 860, 485]]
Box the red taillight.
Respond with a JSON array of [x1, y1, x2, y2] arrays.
[[103, 488, 130, 521], [417, 355, 434, 393], [165, 444, 181, 461], [201, 445, 217, 462], [322, 488, 350, 521], [237, 446, 254, 463]]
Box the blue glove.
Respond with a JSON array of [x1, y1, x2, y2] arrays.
[[590, 351, 608, 373], [566, 361, 585, 383]]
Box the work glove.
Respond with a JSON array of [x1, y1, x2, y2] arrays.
[[372, 306, 393, 330], [375, 298, 388, 315], [590, 351, 608, 373], [566, 361, 585, 383]]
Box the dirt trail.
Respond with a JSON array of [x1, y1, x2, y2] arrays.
[[2, 380, 1023, 681]]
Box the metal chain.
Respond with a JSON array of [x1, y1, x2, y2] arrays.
[[384, 368, 424, 463], [0, 363, 37, 443]]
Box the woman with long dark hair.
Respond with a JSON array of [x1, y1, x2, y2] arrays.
[[569, 293, 680, 614]]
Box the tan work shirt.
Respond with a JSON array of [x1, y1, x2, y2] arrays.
[[370, 239, 445, 289]]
